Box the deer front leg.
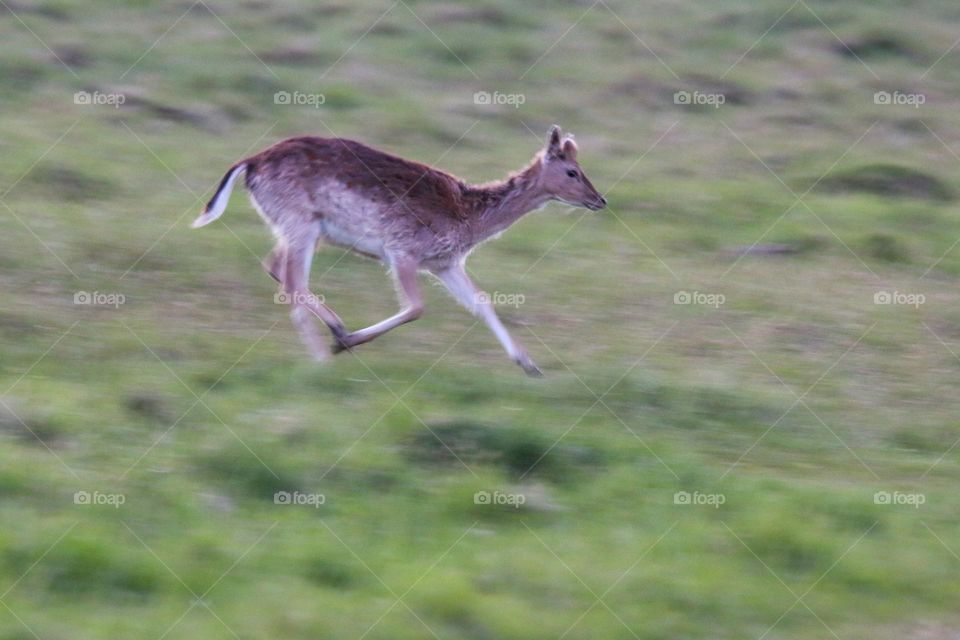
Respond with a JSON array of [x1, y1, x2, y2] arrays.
[[434, 263, 542, 377], [333, 257, 423, 353]]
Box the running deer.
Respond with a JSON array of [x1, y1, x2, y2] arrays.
[[192, 125, 606, 376]]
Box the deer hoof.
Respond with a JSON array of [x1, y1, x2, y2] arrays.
[[516, 357, 543, 377], [331, 335, 352, 354]]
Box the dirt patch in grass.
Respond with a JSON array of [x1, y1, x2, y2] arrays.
[[833, 33, 924, 61], [816, 164, 952, 201], [405, 420, 603, 480]]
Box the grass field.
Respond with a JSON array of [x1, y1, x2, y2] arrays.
[[2, 0, 960, 638]]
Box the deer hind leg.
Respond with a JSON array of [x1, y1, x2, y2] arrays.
[[282, 238, 348, 360], [433, 263, 542, 377], [333, 256, 423, 353]]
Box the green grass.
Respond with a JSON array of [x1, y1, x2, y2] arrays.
[[2, 0, 960, 637]]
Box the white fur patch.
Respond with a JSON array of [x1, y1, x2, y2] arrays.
[[191, 164, 245, 228], [315, 181, 386, 258]]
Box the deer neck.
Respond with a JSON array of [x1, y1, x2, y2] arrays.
[[463, 159, 551, 244]]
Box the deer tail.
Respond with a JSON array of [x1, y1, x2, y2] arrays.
[[191, 163, 247, 229]]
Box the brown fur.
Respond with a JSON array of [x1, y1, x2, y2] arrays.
[[246, 136, 468, 222]]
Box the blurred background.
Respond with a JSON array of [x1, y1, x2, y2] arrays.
[[2, 0, 960, 638]]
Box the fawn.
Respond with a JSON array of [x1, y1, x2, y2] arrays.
[[192, 125, 606, 376]]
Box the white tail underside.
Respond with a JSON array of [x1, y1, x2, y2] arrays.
[[191, 164, 246, 228]]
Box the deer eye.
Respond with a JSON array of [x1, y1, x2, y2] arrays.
[[566, 169, 579, 179]]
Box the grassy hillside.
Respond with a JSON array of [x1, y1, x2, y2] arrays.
[[2, 1, 960, 638]]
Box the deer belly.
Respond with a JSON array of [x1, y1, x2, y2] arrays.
[[318, 219, 384, 257], [316, 183, 386, 258]]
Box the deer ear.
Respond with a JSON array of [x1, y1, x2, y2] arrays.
[[562, 136, 578, 160], [545, 125, 562, 158]]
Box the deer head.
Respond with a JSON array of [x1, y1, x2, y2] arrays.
[[537, 125, 606, 211]]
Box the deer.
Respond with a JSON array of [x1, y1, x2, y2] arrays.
[[192, 125, 606, 376]]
